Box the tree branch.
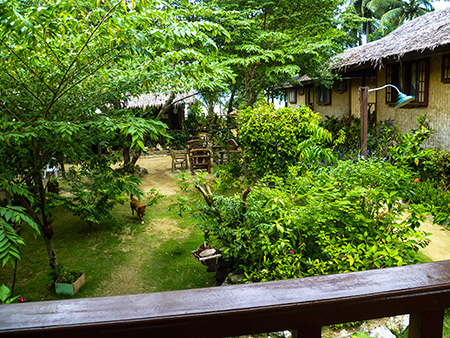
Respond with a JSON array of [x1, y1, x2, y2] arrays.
[[50, 1, 122, 114], [3, 69, 46, 107], [0, 38, 55, 94]]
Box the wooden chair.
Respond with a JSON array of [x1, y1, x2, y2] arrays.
[[187, 139, 203, 150], [189, 148, 212, 174], [216, 139, 242, 164], [169, 149, 188, 172]]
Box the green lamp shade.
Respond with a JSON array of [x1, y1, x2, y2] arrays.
[[395, 92, 415, 108]]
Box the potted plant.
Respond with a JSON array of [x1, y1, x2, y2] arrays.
[[55, 269, 85, 296]]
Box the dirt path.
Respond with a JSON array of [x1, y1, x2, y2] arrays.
[[137, 155, 181, 195], [94, 155, 192, 296], [420, 220, 450, 261]]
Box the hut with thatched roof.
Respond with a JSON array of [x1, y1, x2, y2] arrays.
[[127, 91, 196, 130], [284, 7, 450, 148]]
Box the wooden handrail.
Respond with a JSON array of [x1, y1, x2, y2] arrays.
[[1, 261, 450, 338]]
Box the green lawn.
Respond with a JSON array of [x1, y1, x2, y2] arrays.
[[0, 197, 216, 302]]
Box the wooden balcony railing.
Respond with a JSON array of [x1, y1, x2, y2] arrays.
[[1, 260, 450, 338]]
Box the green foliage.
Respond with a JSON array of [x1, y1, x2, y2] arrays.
[[410, 180, 450, 228], [193, 157, 427, 282], [54, 269, 83, 284], [200, 0, 345, 106], [167, 130, 189, 150], [0, 176, 40, 268], [52, 157, 143, 226], [238, 103, 333, 177], [0, 0, 232, 272], [0, 284, 19, 304]]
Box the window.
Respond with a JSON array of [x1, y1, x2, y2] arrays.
[[288, 89, 297, 104], [316, 86, 331, 105], [306, 86, 313, 109], [333, 80, 347, 93], [442, 55, 450, 83], [386, 59, 429, 106]]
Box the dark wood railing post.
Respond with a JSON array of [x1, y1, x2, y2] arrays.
[[359, 86, 369, 156], [408, 309, 445, 338]]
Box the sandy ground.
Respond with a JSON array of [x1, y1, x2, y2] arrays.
[[136, 154, 450, 262], [137, 155, 181, 195]]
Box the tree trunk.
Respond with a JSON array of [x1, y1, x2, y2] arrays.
[[32, 141, 59, 274], [157, 91, 175, 119], [227, 87, 236, 115], [42, 222, 58, 273]]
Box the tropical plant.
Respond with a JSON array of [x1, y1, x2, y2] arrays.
[[367, 0, 435, 35], [238, 103, 334, 178], [0, 284, 20, 304], [192, 157, 427, 282], [346, 0, 380, 44]]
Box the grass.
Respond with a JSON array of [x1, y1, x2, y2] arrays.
[[0, 196, 216, 302]]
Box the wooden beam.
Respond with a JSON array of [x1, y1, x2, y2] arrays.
[[1, 261, 450, 338]]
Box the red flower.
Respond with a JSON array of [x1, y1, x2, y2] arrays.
[[17, 297, 26, 303]]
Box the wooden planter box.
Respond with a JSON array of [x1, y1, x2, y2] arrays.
[[55, 274, 85, 296]]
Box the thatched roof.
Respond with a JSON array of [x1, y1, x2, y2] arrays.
[[126, 91, 196, 110], [332, 7, 450, 72]]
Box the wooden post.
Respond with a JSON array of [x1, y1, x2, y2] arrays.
[[359, 86, 369, 156], [408, 310, 444, 338]]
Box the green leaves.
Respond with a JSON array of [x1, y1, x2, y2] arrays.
[[192, 154, 427, 283], [0, 284, 19, 304], [238, 103, 332, 177]]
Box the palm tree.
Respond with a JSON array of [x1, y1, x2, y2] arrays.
[[367, 0, 434, 35], [347, 0, 379, 44]]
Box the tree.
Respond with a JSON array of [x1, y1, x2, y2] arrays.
[[346, 0, 380, 44], [0, 0, 230, 273], [367, 0, 435, 34], [198, 0, 345, 107]]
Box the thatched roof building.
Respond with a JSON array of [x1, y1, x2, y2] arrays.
[[126, 91, 197, 130], [126, 91, 196, 110], [332, 7, 450, 73]]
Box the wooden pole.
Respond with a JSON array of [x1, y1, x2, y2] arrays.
[[359, 87, 369, 156]]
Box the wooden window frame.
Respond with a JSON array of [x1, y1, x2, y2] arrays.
[[386, 59, 429, 107], [288, 88, 297, 104], [333, 80, 347, 94], [316, 86, 331, 105], [306, 86, 314, 109], [442, 54, 450, 83]]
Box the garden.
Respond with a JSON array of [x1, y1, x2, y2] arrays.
[[1, 0, 450, 337]]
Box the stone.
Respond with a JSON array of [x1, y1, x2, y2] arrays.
[[385, 315, 409, 334], [229, 273, 245, 284], [368, 326, 396, 338]]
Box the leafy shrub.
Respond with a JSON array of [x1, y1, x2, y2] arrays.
[[167, 130, 189, 150], [194, 158, 427, 282], [321, 114, 361, 152], [238, 103, 333, 178], [410, 179, 450, 228]]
